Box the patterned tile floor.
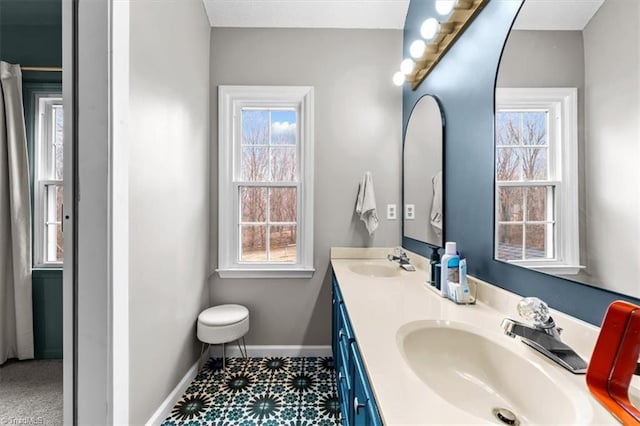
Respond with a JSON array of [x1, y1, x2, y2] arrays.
[[162, 356, 342, 426]]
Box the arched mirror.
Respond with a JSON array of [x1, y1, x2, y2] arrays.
[[403, 95, 444, 248], [494, 0, 639, 298]]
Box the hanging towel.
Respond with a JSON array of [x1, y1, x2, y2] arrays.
[[430, 170, 443, 239], [355, 171, 379, 235]]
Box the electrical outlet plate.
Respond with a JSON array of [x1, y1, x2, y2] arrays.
[[405, 204, 415, 220], [387, 204, 397, 220]]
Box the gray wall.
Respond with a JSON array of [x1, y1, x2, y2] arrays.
[[496, 30, 588, 275], [128, 0, 211, 423], [583, 0, 640, 295], [209, 28, 403, 345], [74, 0, 115, 421]]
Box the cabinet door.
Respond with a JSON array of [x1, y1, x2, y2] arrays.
[[351, 343, 383, 426], [337, 362, 352, 426]]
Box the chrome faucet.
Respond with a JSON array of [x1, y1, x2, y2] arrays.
[[501, 297, 588, 374], [387, 248, 415, 271]]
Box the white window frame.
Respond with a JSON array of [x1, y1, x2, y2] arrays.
[[217, 86, 315, 278], [495, 87, 582, 274], [34, 94, 64, 267]]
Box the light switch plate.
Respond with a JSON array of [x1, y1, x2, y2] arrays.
[[405, 204, 415, 220], [387, 204, 397, 220]]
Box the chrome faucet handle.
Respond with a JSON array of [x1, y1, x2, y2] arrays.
[[517, 297, 553, 327]]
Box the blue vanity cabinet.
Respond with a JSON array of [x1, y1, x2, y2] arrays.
[[332, 273, 383, 426], [333, 274, 354, 424], [350, 342, 382, 426]]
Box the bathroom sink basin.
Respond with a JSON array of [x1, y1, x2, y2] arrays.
[[397, 320, 588, 424], [348, 262, 401, 278]]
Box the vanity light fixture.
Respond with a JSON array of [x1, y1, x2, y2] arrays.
[[400, 58, 416, 75], [435, 0, 457, 16], [409, 39, 427, 59], [420, 18, 440, 41], [392, 71, 406, 86], [395, 0, 488, 90]]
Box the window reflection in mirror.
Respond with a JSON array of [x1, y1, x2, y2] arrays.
[[494, 0, 639, 298]]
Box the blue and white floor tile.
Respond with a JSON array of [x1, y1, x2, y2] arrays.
[[162, 356, 341, 426]]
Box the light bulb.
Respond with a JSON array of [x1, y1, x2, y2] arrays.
[[420, 17, 440, 41], [435, 0, 457, 15], [409, 40, 426, 59], [392, 71, 406, 86], [400, 59, 415, 75]]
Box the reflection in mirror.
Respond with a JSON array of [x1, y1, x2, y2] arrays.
[[403, 95, 443, 247], [494, 0, 639, 298]]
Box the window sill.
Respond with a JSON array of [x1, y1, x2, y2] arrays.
[[32, 266, 64, 271], [216, 268, 315, 279], [509, 261, 585, 276]]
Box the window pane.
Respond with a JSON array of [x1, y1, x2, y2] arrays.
[[241, 146, 269, 181], [497, 187, 523, 222], [497, 224, 523, 261], [46, 224, 63, 263], [525, 224, 548, 259], [496, 147, 520, 181], [44, 184, 64, 263], [270, 110, 297, 145], [240, 187, 267, 222], [241, 225, 267, 262], [241, 110, 268, 145], [496, 112, 520, 145], [45, 184, 63, 223], [54, 105, 64, 179], [56, 185, 63, 222], [270, 147, 297, 181], [522, 112, 547, 146], [522, 148, 547, 180], [270, 187, 297, 222], [526, 186, 548, 221], [269, 225, 297, 263]]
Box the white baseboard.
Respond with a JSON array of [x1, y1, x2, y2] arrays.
[[208, 345, 332, 358], [145, 360, 200, 426]]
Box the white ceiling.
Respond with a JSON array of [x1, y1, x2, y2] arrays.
[[513, 0, 605, 30], [202, 0, 606, 31], [202, 0, 410, 29]]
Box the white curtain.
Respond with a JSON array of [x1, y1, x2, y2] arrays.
[[0, 61, 33, 364]]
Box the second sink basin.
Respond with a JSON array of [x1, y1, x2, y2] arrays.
[[348, 262, 401, 278], [397, 320, 592, 424]]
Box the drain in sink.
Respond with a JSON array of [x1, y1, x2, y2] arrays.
[[492, 407, 520, 425]]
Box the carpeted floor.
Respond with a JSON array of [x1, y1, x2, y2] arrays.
[[0, 359, 63, 426], [162, 356, 341, 426]]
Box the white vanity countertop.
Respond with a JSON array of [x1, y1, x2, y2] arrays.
[[330, 247, 620, 425]]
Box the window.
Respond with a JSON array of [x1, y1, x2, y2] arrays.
[[34, 94, 64, 267], [217, 86, 314, 278], [495, 88, 581, 274]]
